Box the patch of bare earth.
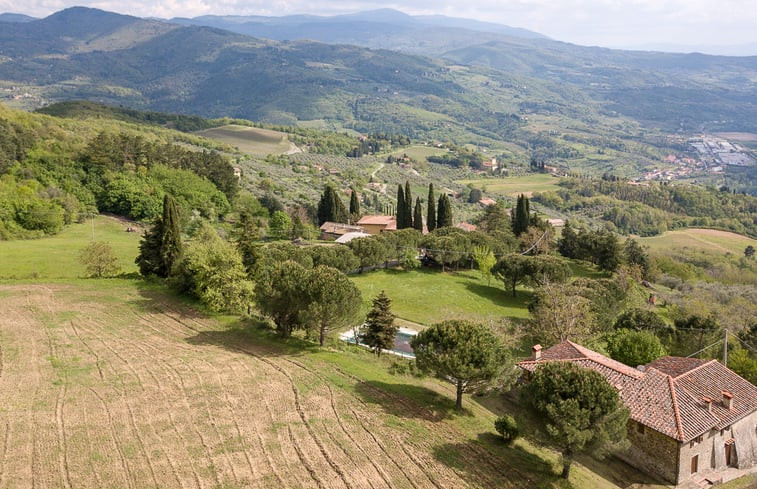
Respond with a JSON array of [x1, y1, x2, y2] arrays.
[[0, 284, 520, 488]]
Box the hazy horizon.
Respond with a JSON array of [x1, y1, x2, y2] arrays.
[[2, 2, 757, 56]]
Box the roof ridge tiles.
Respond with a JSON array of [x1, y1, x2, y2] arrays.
[[668, 375, 686, 441]]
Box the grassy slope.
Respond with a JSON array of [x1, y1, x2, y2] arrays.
[[4, 220, 755, 487], [457, 174, 562, 197], [639, 228, 757, 256], [194, 124, 297, 156], [0, 216, 142, 279], [0, 276, 666, 488]]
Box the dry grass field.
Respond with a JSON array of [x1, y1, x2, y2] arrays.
[[0, 281, 560, 489], [194, 124, 300, 156]]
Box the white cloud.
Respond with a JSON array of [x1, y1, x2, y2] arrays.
[[1, 0, 756, 48]]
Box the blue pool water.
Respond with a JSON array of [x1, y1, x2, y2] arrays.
[[340, 328, 417, 358]]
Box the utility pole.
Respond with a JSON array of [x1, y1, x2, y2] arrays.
[[723, 329, 728, 366]]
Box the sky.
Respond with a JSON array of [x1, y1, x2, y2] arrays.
[[3, 0, 757, 52]]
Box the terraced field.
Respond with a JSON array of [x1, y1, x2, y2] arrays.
[[0, 282, 541, 489]]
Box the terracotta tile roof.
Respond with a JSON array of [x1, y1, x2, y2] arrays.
[[517, 341, 757, 443], [455, 222, 477, 232], [645, 356, 708, 377], [357, 215, 396, 226], [675, 360, 757, 432], [319, 221, 364, 235]]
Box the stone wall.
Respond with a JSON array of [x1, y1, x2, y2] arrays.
[[620, 420, 679, 484], [677, 410, 757, 482]]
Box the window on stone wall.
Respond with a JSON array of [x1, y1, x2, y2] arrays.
[[636, 422, 645, 435]]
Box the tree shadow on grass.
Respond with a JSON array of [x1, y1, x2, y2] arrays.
[[353, 380, 472, 422], [432, 435, 559, 488], [128, 282, 318, 358], [184, 323, 320, 359], [574, 453, 668, 488], [463, 281, 533, 308]]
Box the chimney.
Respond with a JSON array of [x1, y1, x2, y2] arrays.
[[532, 344, 542, 360], [702, 396, 713, 414], [722, 391, 733, 410]]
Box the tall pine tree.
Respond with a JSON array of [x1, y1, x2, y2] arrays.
[[362, 291, 398, 357], [403, 181, 413, 229], [136, 194, 183, 278], [437, 193, 452, 228], [413, 197, 424, 232], [427, 183, 436, 232], [396, 184, 406, 228]]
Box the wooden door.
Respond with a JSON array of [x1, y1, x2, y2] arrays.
[[691, 454, 699, 474], [725, 444, 732, 466]]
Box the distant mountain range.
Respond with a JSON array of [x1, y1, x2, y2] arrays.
[[168, 8, 548, 56], [0, 7, 755, 152]]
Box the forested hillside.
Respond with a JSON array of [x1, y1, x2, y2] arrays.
[[0, 104, 235, 238]]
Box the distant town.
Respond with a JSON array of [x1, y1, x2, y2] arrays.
[[639, 134, 755, 182]]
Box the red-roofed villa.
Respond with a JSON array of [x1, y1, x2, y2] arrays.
[[518, 340, 757, 485]]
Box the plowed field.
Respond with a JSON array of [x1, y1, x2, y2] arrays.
[[0, 282, 533, 488]]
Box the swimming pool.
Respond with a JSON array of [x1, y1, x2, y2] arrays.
[[339, 327, 418, 358]]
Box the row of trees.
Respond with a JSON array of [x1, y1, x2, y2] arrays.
[[396, 181, 452, 230]]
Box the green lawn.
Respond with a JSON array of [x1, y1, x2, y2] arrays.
[[349, 268, 530, 326], [0, 216, 142, 279], [388, 145, 449, 160], [457, 174, 562, 197], [194, 124, 297, 156]]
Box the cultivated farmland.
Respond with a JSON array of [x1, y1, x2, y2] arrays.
[[195, 124, 300, 156], [0, 281, 550, 489]]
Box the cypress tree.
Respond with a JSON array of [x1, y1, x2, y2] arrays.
[[404, 181, 413, 229], [427, 183, 436, 232], [334, 189, 348, 224], [396, 184, 406, 228], [349, 188, 360, 218], [317, 185, 348, 225], [317, 185, 335, 225], [437, 193, 452, 228], [136, 193, 183, 278], [513, 194, 531, 236], [413, 197, 424, 232]]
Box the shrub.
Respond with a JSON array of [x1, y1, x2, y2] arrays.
[[494, 415, 519, 445]]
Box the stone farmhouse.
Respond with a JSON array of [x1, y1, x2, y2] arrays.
[[518, 341, 757, 486]]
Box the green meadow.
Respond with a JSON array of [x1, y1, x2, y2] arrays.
[[349, 268, 530, 326], [0, 216, 141, 279], [457, 173, 562, 197]]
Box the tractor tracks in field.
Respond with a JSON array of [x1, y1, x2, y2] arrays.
[[158, 305, 440, 488]]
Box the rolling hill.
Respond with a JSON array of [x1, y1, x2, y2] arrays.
[[0, 7, 755, 179]]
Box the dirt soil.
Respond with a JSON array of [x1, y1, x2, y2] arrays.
[[0, 283, 525, 488]]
